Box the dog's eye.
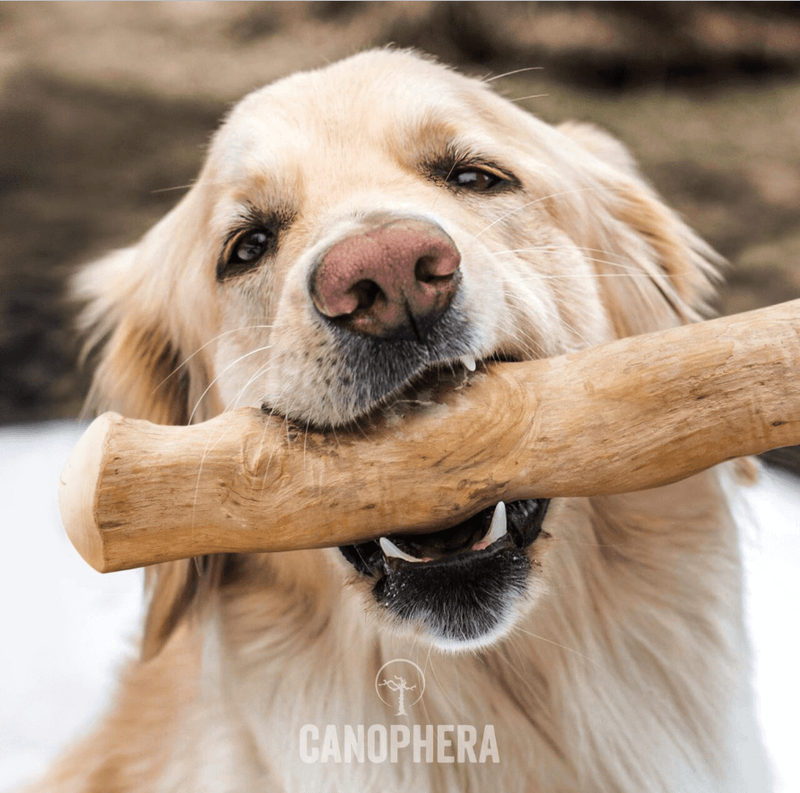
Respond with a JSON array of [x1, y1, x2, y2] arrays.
[[448, 167, 505, 192], [219, 227, 277, 279], [231, 229, 273, 264]]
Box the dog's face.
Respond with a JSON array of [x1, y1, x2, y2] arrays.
[[80, 50, 715, 653]]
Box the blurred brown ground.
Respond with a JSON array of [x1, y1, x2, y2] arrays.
[[1, 1, 799, 428]]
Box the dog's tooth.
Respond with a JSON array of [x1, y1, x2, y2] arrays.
[[460, 354, 477, 372], [485, 501, 508, 545], [380, 537, 423, 563], [471, 502, 508, 551]]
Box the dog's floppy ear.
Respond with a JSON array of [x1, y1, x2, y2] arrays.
[[75, 221, 224, 660], [75, 246, 191, 425], [557, 121, 722, 337], [557, 121, 640, 176]]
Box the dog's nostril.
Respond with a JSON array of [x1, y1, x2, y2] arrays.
[[349, 279, 383, 313], [415, 255, 450, 284]]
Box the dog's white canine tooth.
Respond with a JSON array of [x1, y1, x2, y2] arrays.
[[380, 537, 423, 563], [460, 354, 477, 372], [484, 501, 508, 545]]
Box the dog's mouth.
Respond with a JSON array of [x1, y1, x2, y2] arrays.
[[329, 352, 553, 647], [339, 496, 550, 647], [337, 352, 549, 580], [338, 498, 550, 576]]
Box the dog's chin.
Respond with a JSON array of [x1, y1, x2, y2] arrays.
[[339, 498, 550, 652]]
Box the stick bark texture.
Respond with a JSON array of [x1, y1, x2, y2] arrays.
[[59, 299, 800, 572]]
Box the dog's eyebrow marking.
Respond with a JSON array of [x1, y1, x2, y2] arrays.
[[222, 204, 286, 238]]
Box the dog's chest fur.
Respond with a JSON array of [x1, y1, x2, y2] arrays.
[[139, 476, 765, 793]]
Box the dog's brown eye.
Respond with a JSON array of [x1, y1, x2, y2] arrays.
[[232, 230, 272, 264], [219, 227, 277, 280], [449, 167, 505, 192]]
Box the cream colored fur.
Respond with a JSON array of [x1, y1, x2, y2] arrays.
[[29, 50, 770, 792]]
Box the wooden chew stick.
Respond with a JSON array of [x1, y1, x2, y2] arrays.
[[60, 299, 800, 573]]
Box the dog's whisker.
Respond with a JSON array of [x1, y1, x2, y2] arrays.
[[493, 247, 681, 279], [491, 288, 565, 357], [426, 158, 462, 214], [512, 626, 612, 676], [482, 66, 545, 83], [150, 183, 197, 195], [548, 536, 629, 548], [425, 656, 472, 720], [302, 417, 312, 478], [227, 357, 276, 413], [191, 403, 246, 549], [156, 325, 275, 393], [509, 93, 550, 103], [328, 422, 342, 455], [151, 177, 255, 194], [329, 633, 367, 678], [502, 635, 549, 703], [187, 345, 273, 426], [258, 381, 300, 495], [247, 406, 277, 513], [493, 244, 635, 262], [472, 186, 617, 240], [515, 294, 595, 348], [531, 273, 678, 281], [499, 318, 550, 359], [349, 413, 373, 445]]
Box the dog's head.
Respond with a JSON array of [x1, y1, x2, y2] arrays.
[[77, 50, 718, 657]]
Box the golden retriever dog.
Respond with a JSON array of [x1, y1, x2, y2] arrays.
[[31, 49, 770, 792]]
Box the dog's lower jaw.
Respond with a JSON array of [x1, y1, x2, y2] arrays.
[[376, 541, 532, 651], [339, 498, 550, 651]]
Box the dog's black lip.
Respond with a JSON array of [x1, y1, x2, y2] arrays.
[[338, 498, 550, 577], [382, 531, 517, 573]]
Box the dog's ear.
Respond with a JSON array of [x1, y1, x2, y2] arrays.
[[75, 246, 191, 425], [557, 121, 640, 176], [556, 121, 722, 337], [74, 224, 223, 660]]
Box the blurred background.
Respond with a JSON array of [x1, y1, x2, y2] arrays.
[[1, 0, 798, 426]]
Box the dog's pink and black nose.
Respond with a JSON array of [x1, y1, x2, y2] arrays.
[[310, 218, 461, 340]]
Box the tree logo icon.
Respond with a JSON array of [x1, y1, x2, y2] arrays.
[[375, 659, 425, 717]]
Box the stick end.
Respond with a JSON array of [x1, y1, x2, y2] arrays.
[[59, 412, 121, 573]]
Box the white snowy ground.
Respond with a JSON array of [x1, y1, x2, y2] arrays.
[[0, 422, 798, 792]]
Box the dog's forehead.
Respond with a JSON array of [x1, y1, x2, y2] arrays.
[[206, 51, 507, 181]]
